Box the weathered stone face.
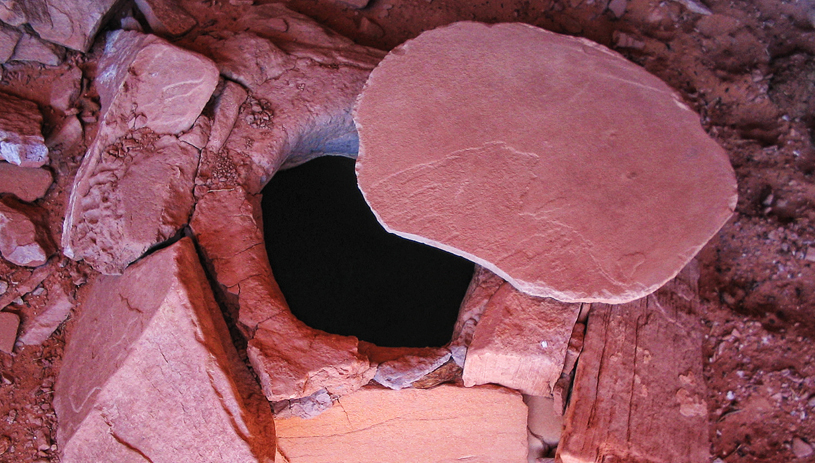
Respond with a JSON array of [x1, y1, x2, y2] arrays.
[[354, 21, 738, 304], [0, 197, 53, 267], [0, 92, 48, 167]]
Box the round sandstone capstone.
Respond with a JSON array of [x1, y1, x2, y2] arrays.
[[354, 21, 737, 304]]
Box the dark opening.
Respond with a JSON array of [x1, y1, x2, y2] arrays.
[[261, 156, 475, 348]]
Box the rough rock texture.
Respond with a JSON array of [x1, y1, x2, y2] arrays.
[[0, 92, 48, 167], [354, 21, 738, 304], [0, 21, 20, 62], [359, 343, 453, 390], [552, 321, 586, 415], [53, 238, 275, 462], [557, 263, 710, 463], [63, 132, 199, 274], [526, 395, 563, 446], [0, 310, 18, 353], [275, 385, 528, 463], [0, 162, 52, 202], [10, 33, 62, 66], [462, 278, 581, 396], [133, 0, 197, 37], [448, 265, 504, 366], [0, 197, 53, 267], [5, 0, 119, 51], [190, 188, 375, 401]]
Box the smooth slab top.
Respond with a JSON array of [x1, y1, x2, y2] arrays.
[[354, 22, 737, 303]]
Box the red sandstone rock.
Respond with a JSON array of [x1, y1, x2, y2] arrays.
[[0, 92, 47, 167], [133, 0, 197, 37], [557, 263, 710, 463], [0, 22, 20, 62], [0, 162, 52, 202], [53, 238, 275, 462], [448, 265, 505, 366], [22, 0, 119, 52], [275, 385, 528, 463], [462, 280, 581, 396], [63, 133, 199, 274], [359, 342, 453, 390], [354, 22, 737, 304], [0, 311, 18, 353], [10, 33, 63, 66], [0, 197, 53, 267], [190, 188, 376, 401]]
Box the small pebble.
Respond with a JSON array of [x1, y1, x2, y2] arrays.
[[0, 435, 10, 454], [793, 437, 814, 458]]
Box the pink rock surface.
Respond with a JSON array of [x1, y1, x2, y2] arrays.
[[95, 30, 219, 138], [0, 22, 20, 62], [16, 283, 72, 346], [0, 197, 53, 267], [462, 277, 581, 396], [10, 33, 63, 66], [0, 162, 52, 202], [64, 132, 199, 274], [0, 311, 19, 353], [53, 238, 275, 462], [557, 263, 710, 463], [354, 21, 738, 304], [0, 92, 48, 167], [275, 384, 528, 463]]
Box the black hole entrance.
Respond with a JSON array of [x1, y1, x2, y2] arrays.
[[261, 156, 475, 348]]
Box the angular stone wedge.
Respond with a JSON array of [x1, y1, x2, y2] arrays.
[[25, 0, 119, 52], [0, 197, 53, 267], [354, 21, 738, 304], [0, 162, 53, 202], [275, 384, 528, 463], [462, 276, 581, 396], [557, 262, 710, 463], [53, 238, 275, 463]]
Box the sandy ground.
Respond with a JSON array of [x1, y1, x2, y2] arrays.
[[1, 0, 814, 462]]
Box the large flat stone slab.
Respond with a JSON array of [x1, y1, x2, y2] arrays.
[[557, 263, 710, 463], [275, 384, 528, 463], [53, 238, 275, 462], [462, 279, 581, 396], [354, 21, 737, 304]]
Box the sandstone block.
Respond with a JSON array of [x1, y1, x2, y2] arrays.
[[0, 92, 48, 167], [53, 238, 275, 462], [557, 263, 710, 463], [95, 30, 219, 138], [0, 197, 53, 267], [133, 0, 197, 37], [275, 385, 528, 463], [0, 162, 52, 202], [462, 280, 581, 396], [0, 311, 19, 353], [354, 22, 737, 304], [63, 132, 199, 274]]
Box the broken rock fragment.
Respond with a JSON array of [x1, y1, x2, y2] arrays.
[[0, 22, 20, 62], [0, 311, 19, 353], [0, 92, 48, 167], [462, 276, 581, 396], [10, 33, 63, 66], [21, 0, 119, 52], [0, 162, 52, 202], [53, 238, 275, 462], [275, 385, 528, 463], [354, 21, 738, 304], [133, 0, 197, 37], [0, 197, 53, 267]]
